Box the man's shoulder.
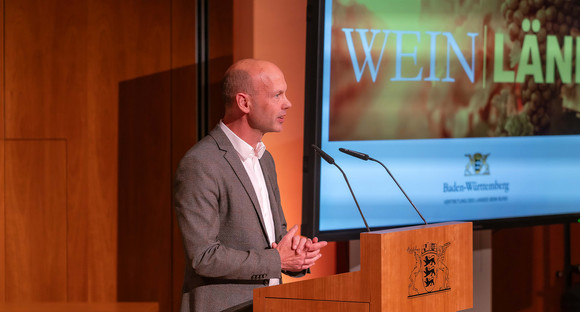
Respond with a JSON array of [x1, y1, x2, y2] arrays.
[[180, 135, 221, 164], [191, 134, 219, 153], [182, 127, 228, 159], [260, 149, 274, 164]]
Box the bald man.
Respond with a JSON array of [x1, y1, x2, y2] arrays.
[[174, 59, 327, 312]]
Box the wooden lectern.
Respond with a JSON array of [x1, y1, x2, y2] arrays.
[[254, 222, 472, 311]]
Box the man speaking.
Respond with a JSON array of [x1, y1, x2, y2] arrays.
[[174, 59, 327, 312]]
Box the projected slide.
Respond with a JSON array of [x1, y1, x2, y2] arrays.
[[329, 0, 580, 140], [315, 0, 580, 232]]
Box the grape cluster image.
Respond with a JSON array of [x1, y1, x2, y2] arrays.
[[499, 0, 580, 135]]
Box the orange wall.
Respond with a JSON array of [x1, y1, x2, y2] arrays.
[[234, 0, 338, 281]]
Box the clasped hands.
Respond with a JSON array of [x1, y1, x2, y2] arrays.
[[272, 224, 328, 272]]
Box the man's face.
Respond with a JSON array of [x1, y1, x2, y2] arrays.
[[247, 65, 292, 134]]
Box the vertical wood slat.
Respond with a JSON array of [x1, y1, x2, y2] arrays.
[[171, 0, 198, 311], [5, 140, 67, 302], [117, 71, 172, 312], [4, 0, 87, 140], [169, 62, 197, 312], [171, 2, 196, 310], [85, 0, 170, 301], [111, 0, 174, 310], [0, 141, 4, 304], [572, 223, 580, 285], [207, 0, 232, 127], [492, 225, 567, 311], [0, 0, 5, 303], [4, 0, 91, 300]]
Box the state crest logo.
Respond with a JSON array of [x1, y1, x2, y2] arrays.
[[407, 242, 451, 297], [465, 153, 490, 176]]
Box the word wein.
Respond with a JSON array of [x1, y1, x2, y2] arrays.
[[343, 19, 580, 84]]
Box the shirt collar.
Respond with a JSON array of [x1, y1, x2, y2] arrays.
[[219, 120, 266, 160]]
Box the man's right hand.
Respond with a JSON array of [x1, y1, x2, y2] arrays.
[[273, 225, 323, 272]]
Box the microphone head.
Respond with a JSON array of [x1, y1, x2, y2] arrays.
[[339, 147, 370, 161], [311, 144, 335, 165]]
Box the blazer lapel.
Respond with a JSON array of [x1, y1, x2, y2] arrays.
[[209, 125, 270, 243], [260, 156, 283, 241]]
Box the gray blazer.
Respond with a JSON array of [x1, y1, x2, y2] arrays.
[[174, 125, 296, 312]]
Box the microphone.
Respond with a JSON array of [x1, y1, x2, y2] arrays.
[[339, 148, 428, 225], [312, 145, 370, 232], [338, 148, 369, 161], [311, 144, 335, 165]]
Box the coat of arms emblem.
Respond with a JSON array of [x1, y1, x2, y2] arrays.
[[465, 153, 490, 176], [407, 242, 451, 297]]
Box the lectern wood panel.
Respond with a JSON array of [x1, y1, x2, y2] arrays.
[[254, 222, 472, 312], [361, 222, 473, 312], [263, 298, 368, 312]]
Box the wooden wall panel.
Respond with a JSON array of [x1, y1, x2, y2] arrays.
[[117, 71, 172, 312], [64, 139, 90, 301], [4, 0, 91, 301], [4, 0, 173, 305], [171, 1, 197, 311], [4, 0, 88, 139], [5, 140, 67, 301], [493, 225, 567, 312], [573, 223, 580, 285], [208, 0, 232, 126], [0, 0, 5, 303], [85, 0, 171, 302], [0, 138, 4, 303], [169, 65, 196, 312]]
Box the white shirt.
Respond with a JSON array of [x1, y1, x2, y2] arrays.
[[219, 121, 280, 285]]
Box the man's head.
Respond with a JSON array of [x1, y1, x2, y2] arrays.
[[222, 59, 292, 136]]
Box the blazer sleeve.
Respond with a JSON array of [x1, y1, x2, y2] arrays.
[[174, 150, 283, 280]]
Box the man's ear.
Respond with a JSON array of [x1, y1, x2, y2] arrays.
[[235, 93, 251, 114]]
